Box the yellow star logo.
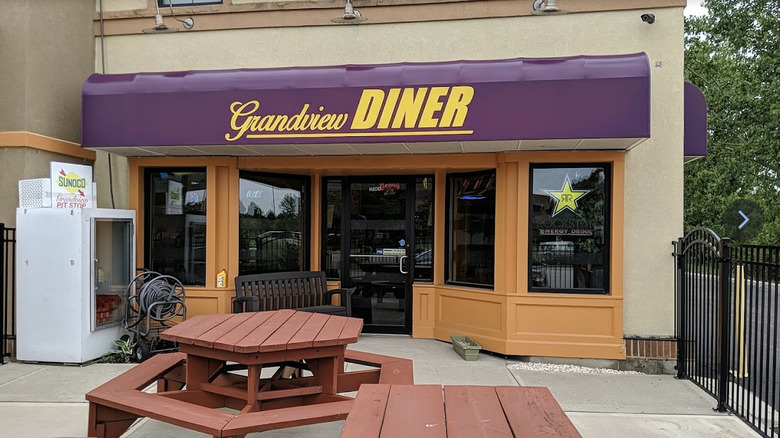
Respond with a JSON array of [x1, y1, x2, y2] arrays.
[[544, 176, 590, 217]]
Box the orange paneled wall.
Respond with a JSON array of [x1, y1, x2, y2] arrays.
[[130, 151, 626, 359]]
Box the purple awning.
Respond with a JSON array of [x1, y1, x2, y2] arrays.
[[82, 53, 651, 156], [684, 82, 708, 161]]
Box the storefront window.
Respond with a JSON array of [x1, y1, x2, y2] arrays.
[[145, 169, 207, 286], [239, 172, 308, 275], [159, 0, 222, 6], [414, 177, 434, 281], [529, 164, 610, 293], [447, 170, 496, 287], [323, 179, 342, 280]]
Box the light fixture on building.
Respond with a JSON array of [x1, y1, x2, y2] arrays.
[[142, 2, 195, 34], [331, 0, 367, 24], [532, 0, 570, 15]]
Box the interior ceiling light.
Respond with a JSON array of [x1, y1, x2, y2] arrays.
[[532, 0, 570, 15], [142, 2, 195, 34], [332, 0, 367, 24]]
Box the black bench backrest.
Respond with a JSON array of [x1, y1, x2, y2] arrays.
[[234, 271, 330, 311]]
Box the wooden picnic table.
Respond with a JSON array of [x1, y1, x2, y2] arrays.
[[162, 309, 362, 411], [88, 309, 400, 438], [340, 384, 583, 438]]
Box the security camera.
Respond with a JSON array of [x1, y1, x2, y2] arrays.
[[641, 13, 655, 24]]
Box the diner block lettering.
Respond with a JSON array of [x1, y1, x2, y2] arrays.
[[351, 86, 474, 130]]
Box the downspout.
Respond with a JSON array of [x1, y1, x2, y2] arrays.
[[99, 0, 106, 75], [98, 0, 116, 209]]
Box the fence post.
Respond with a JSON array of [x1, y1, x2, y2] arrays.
[[675, 237, 686, 379], [716, 237, 731, 412]]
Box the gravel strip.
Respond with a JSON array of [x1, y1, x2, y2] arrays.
[[508, 362, 644, 375]]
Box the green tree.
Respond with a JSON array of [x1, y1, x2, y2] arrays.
[[279, 193, 300, 217], [277, 193, 302, 232], [684, 1, 780, 244]]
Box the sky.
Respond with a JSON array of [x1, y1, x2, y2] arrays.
[[685, 0, 708, 16]]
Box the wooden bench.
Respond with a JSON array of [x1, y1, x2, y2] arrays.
[[86, 353, 202, 438], [234, 271, 353, 317], [86, 350, 359, 438], [340, 384, 582, 438], [88, 352, 186, 394], [338, 349, 414, 392]]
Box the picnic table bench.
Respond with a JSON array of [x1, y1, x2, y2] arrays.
[[340, 384, 582, 438], [86, 310, 413, 438]]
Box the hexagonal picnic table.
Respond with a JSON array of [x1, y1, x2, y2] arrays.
[[86, 309, 413, 438]]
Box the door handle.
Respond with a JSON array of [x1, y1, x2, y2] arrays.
[[399, 255, 408, 274]]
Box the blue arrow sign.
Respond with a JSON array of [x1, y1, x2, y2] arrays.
[[738, 210, 750, 229]]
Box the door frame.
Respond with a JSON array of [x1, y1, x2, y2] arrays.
[[322, 175, 418, 334]]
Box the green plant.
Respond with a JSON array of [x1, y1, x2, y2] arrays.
[[99, 337, 135, 363]]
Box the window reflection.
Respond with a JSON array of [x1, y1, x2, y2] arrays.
[[324, 180, 342, 279], [159, 0, 222, 6], [146, 170, 207, 286], [414, 177, 434, 281], [447, 171, 496, 286], [239, 172, 308, 274]]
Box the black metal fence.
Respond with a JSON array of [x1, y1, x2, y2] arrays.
[[531, 245, 605, 289], [239, 231, 302, 274], [1, 223, 16, 365], [675, 227, 780, 437]]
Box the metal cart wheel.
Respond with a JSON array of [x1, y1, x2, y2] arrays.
[[133, 339, 152, 363]]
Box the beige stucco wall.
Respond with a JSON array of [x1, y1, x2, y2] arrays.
[[0, 0, 101, 226], [95, 0, 147, 13], [97, 11, 679, 71], [0, 148, 92, 228], [0, 0, 94, 142], [94, 8, 684, 338], [93, 152, 131, 210], [0, 1, 29, 134]]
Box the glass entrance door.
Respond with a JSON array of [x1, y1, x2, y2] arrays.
[[325, 176, 437, 333], [347, 179, 411, 332], [324, 176, 434, 333]]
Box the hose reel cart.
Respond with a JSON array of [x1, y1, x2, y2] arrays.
[[123, 270, 186, 362]]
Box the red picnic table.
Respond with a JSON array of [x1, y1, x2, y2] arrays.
[[87, 309, 413, 438], [340, 384, 583, 438]]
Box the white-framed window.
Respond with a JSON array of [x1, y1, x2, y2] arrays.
[[159, 0, 222, 6]]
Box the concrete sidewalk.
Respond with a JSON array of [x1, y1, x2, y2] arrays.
[[0, 335, 760, 438]]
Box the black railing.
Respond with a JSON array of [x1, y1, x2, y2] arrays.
[[675, 228, 780, 437], [239, 231, 302, 274], [1, 223, 16, 365], [531, 246, 605, 289], [727, 243, 780, 437]]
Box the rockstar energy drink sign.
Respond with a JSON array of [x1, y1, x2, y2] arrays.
[[50, 162, 93, 209]]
